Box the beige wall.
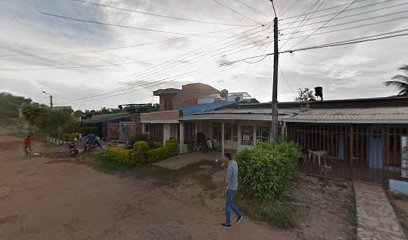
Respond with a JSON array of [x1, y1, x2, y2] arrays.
[[191, 120, 272, 151]]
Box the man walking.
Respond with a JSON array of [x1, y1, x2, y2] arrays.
[[220, 152, 243, 229]]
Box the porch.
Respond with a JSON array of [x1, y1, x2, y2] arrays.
[[179, 119, 281, 154], [287, 122, 408, 187]]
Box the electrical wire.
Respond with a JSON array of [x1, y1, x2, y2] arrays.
[[290, 0, 359, 49], [41, 12, 224, 38], [283, 2, 408, 31], [71, 0, 255, 27], [235, 0, 269, 18], [0, 25, 253, 59], [281, 0, 404, 26], [209, 0, 262, 24]]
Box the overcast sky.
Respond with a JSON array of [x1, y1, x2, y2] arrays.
[[1, 0, 407, 110]]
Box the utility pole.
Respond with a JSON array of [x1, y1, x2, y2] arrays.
[[271, 14, 279, 141], [42, 91, 53, 109]]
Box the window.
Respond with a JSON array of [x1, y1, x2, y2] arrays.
[[212, 123, 231, 140], [225, 123, 232, 141], [212, 123, 222, 140], [163, 96, 173, 110], [256, 126, 270, 142], [241, 125, 253, 146], [233, 124, 238, 141]]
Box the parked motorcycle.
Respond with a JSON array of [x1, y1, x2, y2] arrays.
[[68, 141, 79, 157]]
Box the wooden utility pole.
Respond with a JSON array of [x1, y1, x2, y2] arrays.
[[271, 15, 279, 141], [49, 95, 53, 109]]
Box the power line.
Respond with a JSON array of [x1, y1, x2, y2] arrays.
[[280, 0, 299, 17], [223, 29, 408, 65], [71, 0, 254, 27], [280, 15, 408, 41], [209, 0, 262, 24], [280, 0, 372, 21], [279, 64, 295, 95], [280, 0, 324, 49], [289, 0, 359, 49], [235, 0, 269, 18], [282, 2, 408, 31], [0, 25, 252, 59], [55, 25, 270, 100], [41, 12, 224, 38], [0, 55, 175, 71], [281, 0, 404, 25]]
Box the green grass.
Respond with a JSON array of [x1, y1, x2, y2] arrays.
[[346, 190, 358, 240], [236, 195, 297, 229], [84, 153, 218, 187]]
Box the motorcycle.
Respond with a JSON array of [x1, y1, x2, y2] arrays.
[[68, 141, 79, 157]]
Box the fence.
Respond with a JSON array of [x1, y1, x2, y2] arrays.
[[286, 123, 408, 187]]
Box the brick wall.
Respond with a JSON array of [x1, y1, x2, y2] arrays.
[[141, 110, 180, 122], [107, 117, 142, 141]]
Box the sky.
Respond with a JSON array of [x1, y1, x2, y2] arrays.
[[0, 0, 407, 110]]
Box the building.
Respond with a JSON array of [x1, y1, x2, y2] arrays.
[[180, 96, 408, 189], [140, 83, 222, 144], [82, 112, 141, 141]]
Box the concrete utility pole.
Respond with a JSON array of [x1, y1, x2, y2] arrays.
[[42, 91, 53, 109], [271, 14, 279, 141]]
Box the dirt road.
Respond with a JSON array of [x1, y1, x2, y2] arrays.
[[0, 132, 296, 240]]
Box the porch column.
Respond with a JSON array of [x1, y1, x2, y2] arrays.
[[253, 125, 257, 146], [222, 122, 225, 156], [179, 122, 185, 153], [238, 124, 241, 150]]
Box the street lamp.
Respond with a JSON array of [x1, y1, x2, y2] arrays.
[[41, 91, 53, 108]]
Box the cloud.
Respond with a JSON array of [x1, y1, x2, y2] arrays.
[[0, 0, 407, 109]]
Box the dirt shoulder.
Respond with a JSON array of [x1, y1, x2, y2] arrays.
[[0, 130, 355, 240]]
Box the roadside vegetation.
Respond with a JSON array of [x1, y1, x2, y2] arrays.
[[234, 139, 301, 228]]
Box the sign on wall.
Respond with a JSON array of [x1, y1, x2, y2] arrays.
[[402, 136, 408, 178]]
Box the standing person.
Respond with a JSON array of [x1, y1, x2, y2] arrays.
[[220, 152, 243, 229], [23, 135, 32, 158]]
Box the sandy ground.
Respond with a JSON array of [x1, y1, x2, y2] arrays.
[[0, 129, 353, 240]]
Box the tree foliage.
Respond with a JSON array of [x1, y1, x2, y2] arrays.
[[21, 103, 78, 136], [0, 92, 32, 123], [294, 88, 316, 103], [385, 65, 408, 96]]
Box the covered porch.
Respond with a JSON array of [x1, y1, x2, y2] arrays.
[[178, 109, 291, 153]]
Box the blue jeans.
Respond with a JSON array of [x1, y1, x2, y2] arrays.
[[225, 189, 240, 225]]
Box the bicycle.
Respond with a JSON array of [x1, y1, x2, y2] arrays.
[[24, 146, 32, 159]]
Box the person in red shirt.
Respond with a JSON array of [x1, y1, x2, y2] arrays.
[[23, 136, 32, 158]]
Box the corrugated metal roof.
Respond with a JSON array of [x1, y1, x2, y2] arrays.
[[180, 107, 408, 124], [82, 112, 138, 123], [286, 107, 408, 124], [178, 101, 236, 117]]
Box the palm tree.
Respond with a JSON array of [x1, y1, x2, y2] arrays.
[[385, 65, 408, 96]]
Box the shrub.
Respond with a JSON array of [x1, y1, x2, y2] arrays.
[[235, 140, 301, 201], [147, 138, 179, 162], [127, 133, 151, 148], [129, 141, 150, 166], [105, 145, 131, 165], [151, 141, 163, 149]]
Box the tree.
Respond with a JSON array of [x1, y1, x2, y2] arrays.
[[385, 65, 408, 96], [0, 92, 32, 123], [21, 103, 78, 136], [294, 88, 317, 103]]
